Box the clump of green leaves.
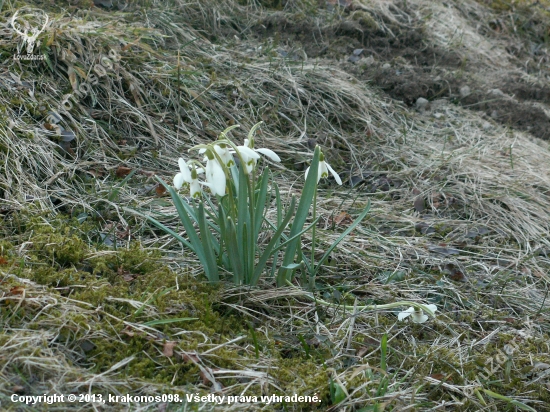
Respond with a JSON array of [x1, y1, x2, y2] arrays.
[[130, 123, 368, 287]]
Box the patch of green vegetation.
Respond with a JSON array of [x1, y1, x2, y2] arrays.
[[273, 358, 330, 404], [351, 11, 379, 30], [1, 211, 350, 398]]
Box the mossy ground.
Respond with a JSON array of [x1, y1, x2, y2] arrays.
[[0, 211, 341, 409]]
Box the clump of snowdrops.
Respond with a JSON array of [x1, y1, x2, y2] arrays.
[[138, 123, 437, 321]]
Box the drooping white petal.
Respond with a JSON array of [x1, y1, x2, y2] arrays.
[[190, 179, 201, 198], [214, 144, 234, 167], [325, 162, 342, 185], [245, 161, 256, 174], [255, 147, 281, 162], [319, 161, 329, 180], [398, 307, 414, 321], [236, 145, 261, 160], [425, 304, 438, 315], [412, 312, 429, 324], [178, 158, 192, 182], [173, 173, 186, 189], [205, 159, 226, 196]]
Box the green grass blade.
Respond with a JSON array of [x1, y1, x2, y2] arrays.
[[482, 389, 537, 411], [380, 333, 387, 372], [315, 201, 370, 271], [270, 183, 283, 279], [272, 217, 320, 253], [143, 317, 198, 326], [248, 322, 260, 359], [244, 221, 252, 283], [236, 168, 249, 261], [253, 168, 270, 240], [277, 146, 320, 286], [134, 287, 174, 316], [194, 202, 220, 255], [108, 169, 137, 202], [164, 185, 208, 260], [123, 207, 194, 252], [217, 203, 227, 268], [226, 216, 243, 284], [197, 202, 219, 282], [201, 194, 222, 234], [251, 196, 296, 285]]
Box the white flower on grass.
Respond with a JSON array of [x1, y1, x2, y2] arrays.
[[174, 158, 203, 198], [174, 158, 192, 189], [305, 151, 342, 185], [189, 169, 202, 198], [202, 151, 226, 196], [200, 144, 234, 167], [232, 138, 280, 173], [398, 304, 438, 324]]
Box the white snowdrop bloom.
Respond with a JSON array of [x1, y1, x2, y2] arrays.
[[235, 142, 261, 174], [174, 158, 204, 198], [213, 144, 234, 167], [173, 158, 192, 189], [200, 144, 234, 167], [189, 169, 202, 198], [202, 152, 226, 196], [230, 138, 280, 173], [398, 304, 438, 324], [305, 152, 342, 185]]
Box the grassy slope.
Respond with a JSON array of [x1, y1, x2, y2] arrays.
[[1, 0, 550, 410]]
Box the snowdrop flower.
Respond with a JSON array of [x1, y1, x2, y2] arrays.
[[232, 138, 280, 174], [200, 144, 234, 167], [202, 150, 226, 196], [234, 142, 261, 174], [174, 158, 203, 198], [174, 158, 192, 190], [189, 168, 202, 198], [305, 151, 342, 185], [398, 304, 438, 324]]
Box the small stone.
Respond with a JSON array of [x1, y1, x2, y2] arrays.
[[534, 362, 550, 371], [460, 85, 471, 97], [94, 0, 113, 7], [382, 63, 391, 70], [353, 48, 364, 56], [489, 88, 504, 97], [434, 112, 444, 119], [482, 121, 492, 130], [416, 97, 429, 110], [364, 55, 375, 65], [491, 110, 499, 119]]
